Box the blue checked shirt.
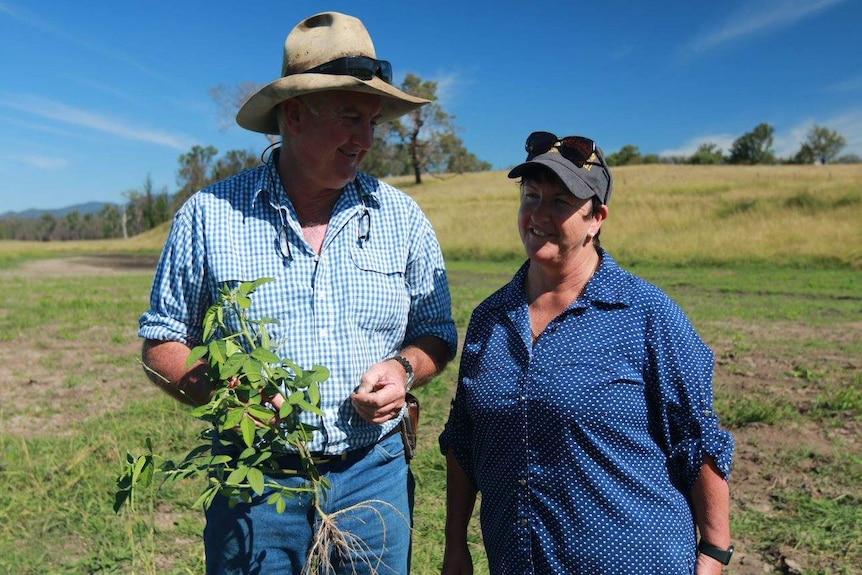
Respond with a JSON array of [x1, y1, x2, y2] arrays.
[[140, 151, 457, 454], [440, 251, 734, 574]]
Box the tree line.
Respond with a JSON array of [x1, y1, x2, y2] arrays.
[[607, 123, 856, 166], [1, 76, 855, 242]]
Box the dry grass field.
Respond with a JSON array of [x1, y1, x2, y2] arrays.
[[404, 164, 862, 268]]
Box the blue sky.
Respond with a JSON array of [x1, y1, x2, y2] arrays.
[[1, 0, 861, 213]]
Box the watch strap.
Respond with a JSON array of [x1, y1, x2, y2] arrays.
[[698, 541, 734, 565], [389, 355, 415, 391]]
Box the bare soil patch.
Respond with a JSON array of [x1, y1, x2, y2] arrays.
[[0, 255, 160, 437], [5, 254, 160, 278], [707, 318, 861, 574]]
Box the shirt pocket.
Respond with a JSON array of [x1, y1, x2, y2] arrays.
[[546, 352, 647, 421], [206, 216, 287, 287], [348, 245, 409, 333], [206, 241, 287, 337]]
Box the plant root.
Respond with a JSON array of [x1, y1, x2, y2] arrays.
[[303, 499, 406, 575]]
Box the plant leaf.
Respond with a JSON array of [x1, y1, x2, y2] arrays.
[[227, 465, 249, 485], [240, 415, 256, 448], [193, 484, 220, 511], [223, 408, 244, 430], [247, 404, 275, 423], [309, 365, 330, 381], [251, 347, 280, 364], [247, 467, 265, 495], [187, 345, 208, 366], [209, 340, 227, 364]]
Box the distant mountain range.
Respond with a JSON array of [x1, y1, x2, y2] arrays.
[[0, 201, 116, 221]]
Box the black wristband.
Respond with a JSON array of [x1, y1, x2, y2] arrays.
[[698, 541, 734, 565]]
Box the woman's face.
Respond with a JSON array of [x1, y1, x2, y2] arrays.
[[517, 177, 603, 266]]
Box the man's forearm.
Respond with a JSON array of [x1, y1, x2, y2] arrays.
[[399, 335, 452, 390], [142, 339, 212, 406]]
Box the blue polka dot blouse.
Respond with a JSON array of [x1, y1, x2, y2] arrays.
[[440, 250, 734, 574]]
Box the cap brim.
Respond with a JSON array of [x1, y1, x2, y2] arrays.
[[508, 153, 600, 201], [236, 74, 429, 135]]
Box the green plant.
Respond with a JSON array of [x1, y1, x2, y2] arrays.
[[113, 279, 390, 573], [790, 363, 820, 381], [716, 395, 797, 427], [114, 278, 329, 514]]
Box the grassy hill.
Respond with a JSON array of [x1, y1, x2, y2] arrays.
[[404, 164, 862, 268], [4, 164, 859, 269]]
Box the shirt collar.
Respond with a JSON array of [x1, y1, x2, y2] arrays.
[[582, 249, 633, 308], [499, 248, 633, 313]]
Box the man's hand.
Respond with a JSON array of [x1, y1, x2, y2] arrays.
[[351, 360, 408, 424]]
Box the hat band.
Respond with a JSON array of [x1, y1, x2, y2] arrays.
[[303, 56, 393, 84]]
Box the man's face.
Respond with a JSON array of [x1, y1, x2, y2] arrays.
[[289, 90, 384, 191]]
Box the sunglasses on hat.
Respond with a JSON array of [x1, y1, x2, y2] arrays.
[[305, 56, 393, 84], [525, 132, 599, 167]]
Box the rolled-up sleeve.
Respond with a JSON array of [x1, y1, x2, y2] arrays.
[[403, 209, 458, 359], [138, 205, 208, 346], [647, 296, 735, 491]]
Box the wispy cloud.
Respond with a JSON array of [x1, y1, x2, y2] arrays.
[[0, 95, 194, 150], [0, 114, 100, 140], [660, 110, 862, 159], [823, 74, 862, 93], [61, 74, 142, 105], [0, 2, 173, 87], [432, 73, 462, 109], [659, 133, 737, 158], [680, 0, 849, 56], [776, 109, 862, 157], [6, 154, 69, 169]]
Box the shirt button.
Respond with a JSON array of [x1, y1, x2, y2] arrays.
[[519, 478, 527, 486], [521, 518, 529, 526]]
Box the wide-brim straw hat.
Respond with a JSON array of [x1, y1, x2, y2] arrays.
[[237, 11, 429, 135]]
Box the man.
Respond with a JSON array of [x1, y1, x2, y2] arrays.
[[139, 11, 457, 574]]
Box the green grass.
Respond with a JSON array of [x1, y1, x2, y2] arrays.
[[1, 260, 858, 573], [733, 447, 862, 574]]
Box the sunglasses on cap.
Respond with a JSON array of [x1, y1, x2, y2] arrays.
[[305, 56, 393, 84], [525, 132, 600, 167]]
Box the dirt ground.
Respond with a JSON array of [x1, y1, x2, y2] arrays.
[[3, 255, 859, 575], [0, 256, 161, 438]]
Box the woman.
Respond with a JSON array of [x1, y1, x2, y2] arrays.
[[439, 132, 734, 574]]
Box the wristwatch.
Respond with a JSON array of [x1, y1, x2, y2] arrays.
[[698, 541, 734, 565], [389, 355, 415, 391]]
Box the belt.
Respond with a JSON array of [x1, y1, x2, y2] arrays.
[[266, 425, 402, 476]]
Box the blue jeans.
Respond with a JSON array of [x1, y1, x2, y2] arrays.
[[204, 432, 413, 575]]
